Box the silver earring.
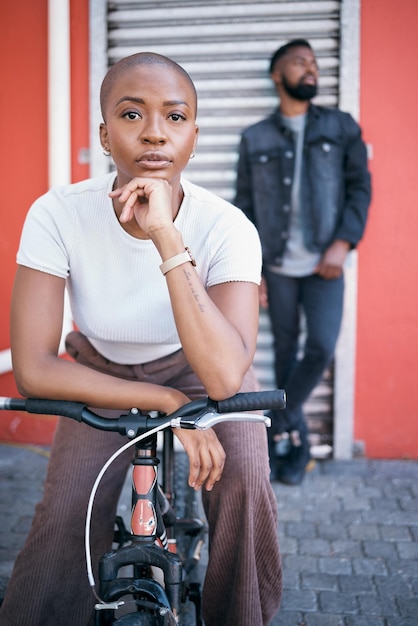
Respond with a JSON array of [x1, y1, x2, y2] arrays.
[[189, 150, 196, 159], [103, 149, 111, 157]]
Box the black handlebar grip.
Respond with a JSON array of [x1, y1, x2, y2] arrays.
[[25, 398, 87, 421], [0, 398, 27, 411], [216, 389, 286, 413]]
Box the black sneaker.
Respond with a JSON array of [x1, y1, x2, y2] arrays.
[[273, 429, 314, 485]]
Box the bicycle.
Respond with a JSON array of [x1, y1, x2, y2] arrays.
[[0, 389, 285, 625]]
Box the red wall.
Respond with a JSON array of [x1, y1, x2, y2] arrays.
[[0, 0, 89, 444], [0, 1, 49, 442], [70, 0, 90, 184], [0, 0, 48, 344], [356, 0, 418, 458]]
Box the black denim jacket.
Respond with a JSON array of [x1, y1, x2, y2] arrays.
[[234, 104, 371, 266]]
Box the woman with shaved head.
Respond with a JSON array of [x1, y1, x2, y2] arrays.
[[1, 53, 281, 625]]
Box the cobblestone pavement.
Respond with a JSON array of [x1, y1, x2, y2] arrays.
[[0, 443, 417, 625], [270, 459, 418, 626]]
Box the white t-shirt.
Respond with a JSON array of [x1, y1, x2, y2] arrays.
[[17, 173, 262, 364]]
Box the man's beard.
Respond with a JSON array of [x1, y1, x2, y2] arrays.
[[282, 75, 317, 101]]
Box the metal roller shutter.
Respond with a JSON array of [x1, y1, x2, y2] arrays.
[[92, 0, 342, 455]]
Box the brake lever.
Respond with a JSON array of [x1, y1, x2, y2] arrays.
[[174, 411, 271, 430]]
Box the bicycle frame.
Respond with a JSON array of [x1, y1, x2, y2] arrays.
[[95, 434, 182, 625]]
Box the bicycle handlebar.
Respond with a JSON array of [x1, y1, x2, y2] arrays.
[[0, 389, 286, 438], [216, 389, 285, 413]]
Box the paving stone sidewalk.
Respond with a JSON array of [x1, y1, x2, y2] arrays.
[[270, 458, 418, 626], [0, 443, 417, 625]]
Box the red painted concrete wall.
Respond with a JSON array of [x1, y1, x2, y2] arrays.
[[70, 0, 90, 184], [356, 0, 418, 458], [0, 0, 48, 346], [0, 0, 89, 444], [0, 1, 49, 443]]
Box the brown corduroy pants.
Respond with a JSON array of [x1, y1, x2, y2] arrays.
[[0, 332, 282, 626]]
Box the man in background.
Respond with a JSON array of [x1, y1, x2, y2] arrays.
[[235, 39, 371, 485]]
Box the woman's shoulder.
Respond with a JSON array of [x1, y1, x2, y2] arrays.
[[180, 178, 261, 248], [48, 172, 115, 203], [181, 178, 250, 222], [28, 173, 116, 226]]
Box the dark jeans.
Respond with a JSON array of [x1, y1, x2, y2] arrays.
[[264, 270, 344, 437]]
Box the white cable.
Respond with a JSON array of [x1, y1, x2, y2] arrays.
[[85, 419, 172, 605]]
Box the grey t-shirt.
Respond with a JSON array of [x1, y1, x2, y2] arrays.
[[266, 113, 320, 277]]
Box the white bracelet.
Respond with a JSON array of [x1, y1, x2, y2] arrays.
[[159, 247, 196, 276]]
